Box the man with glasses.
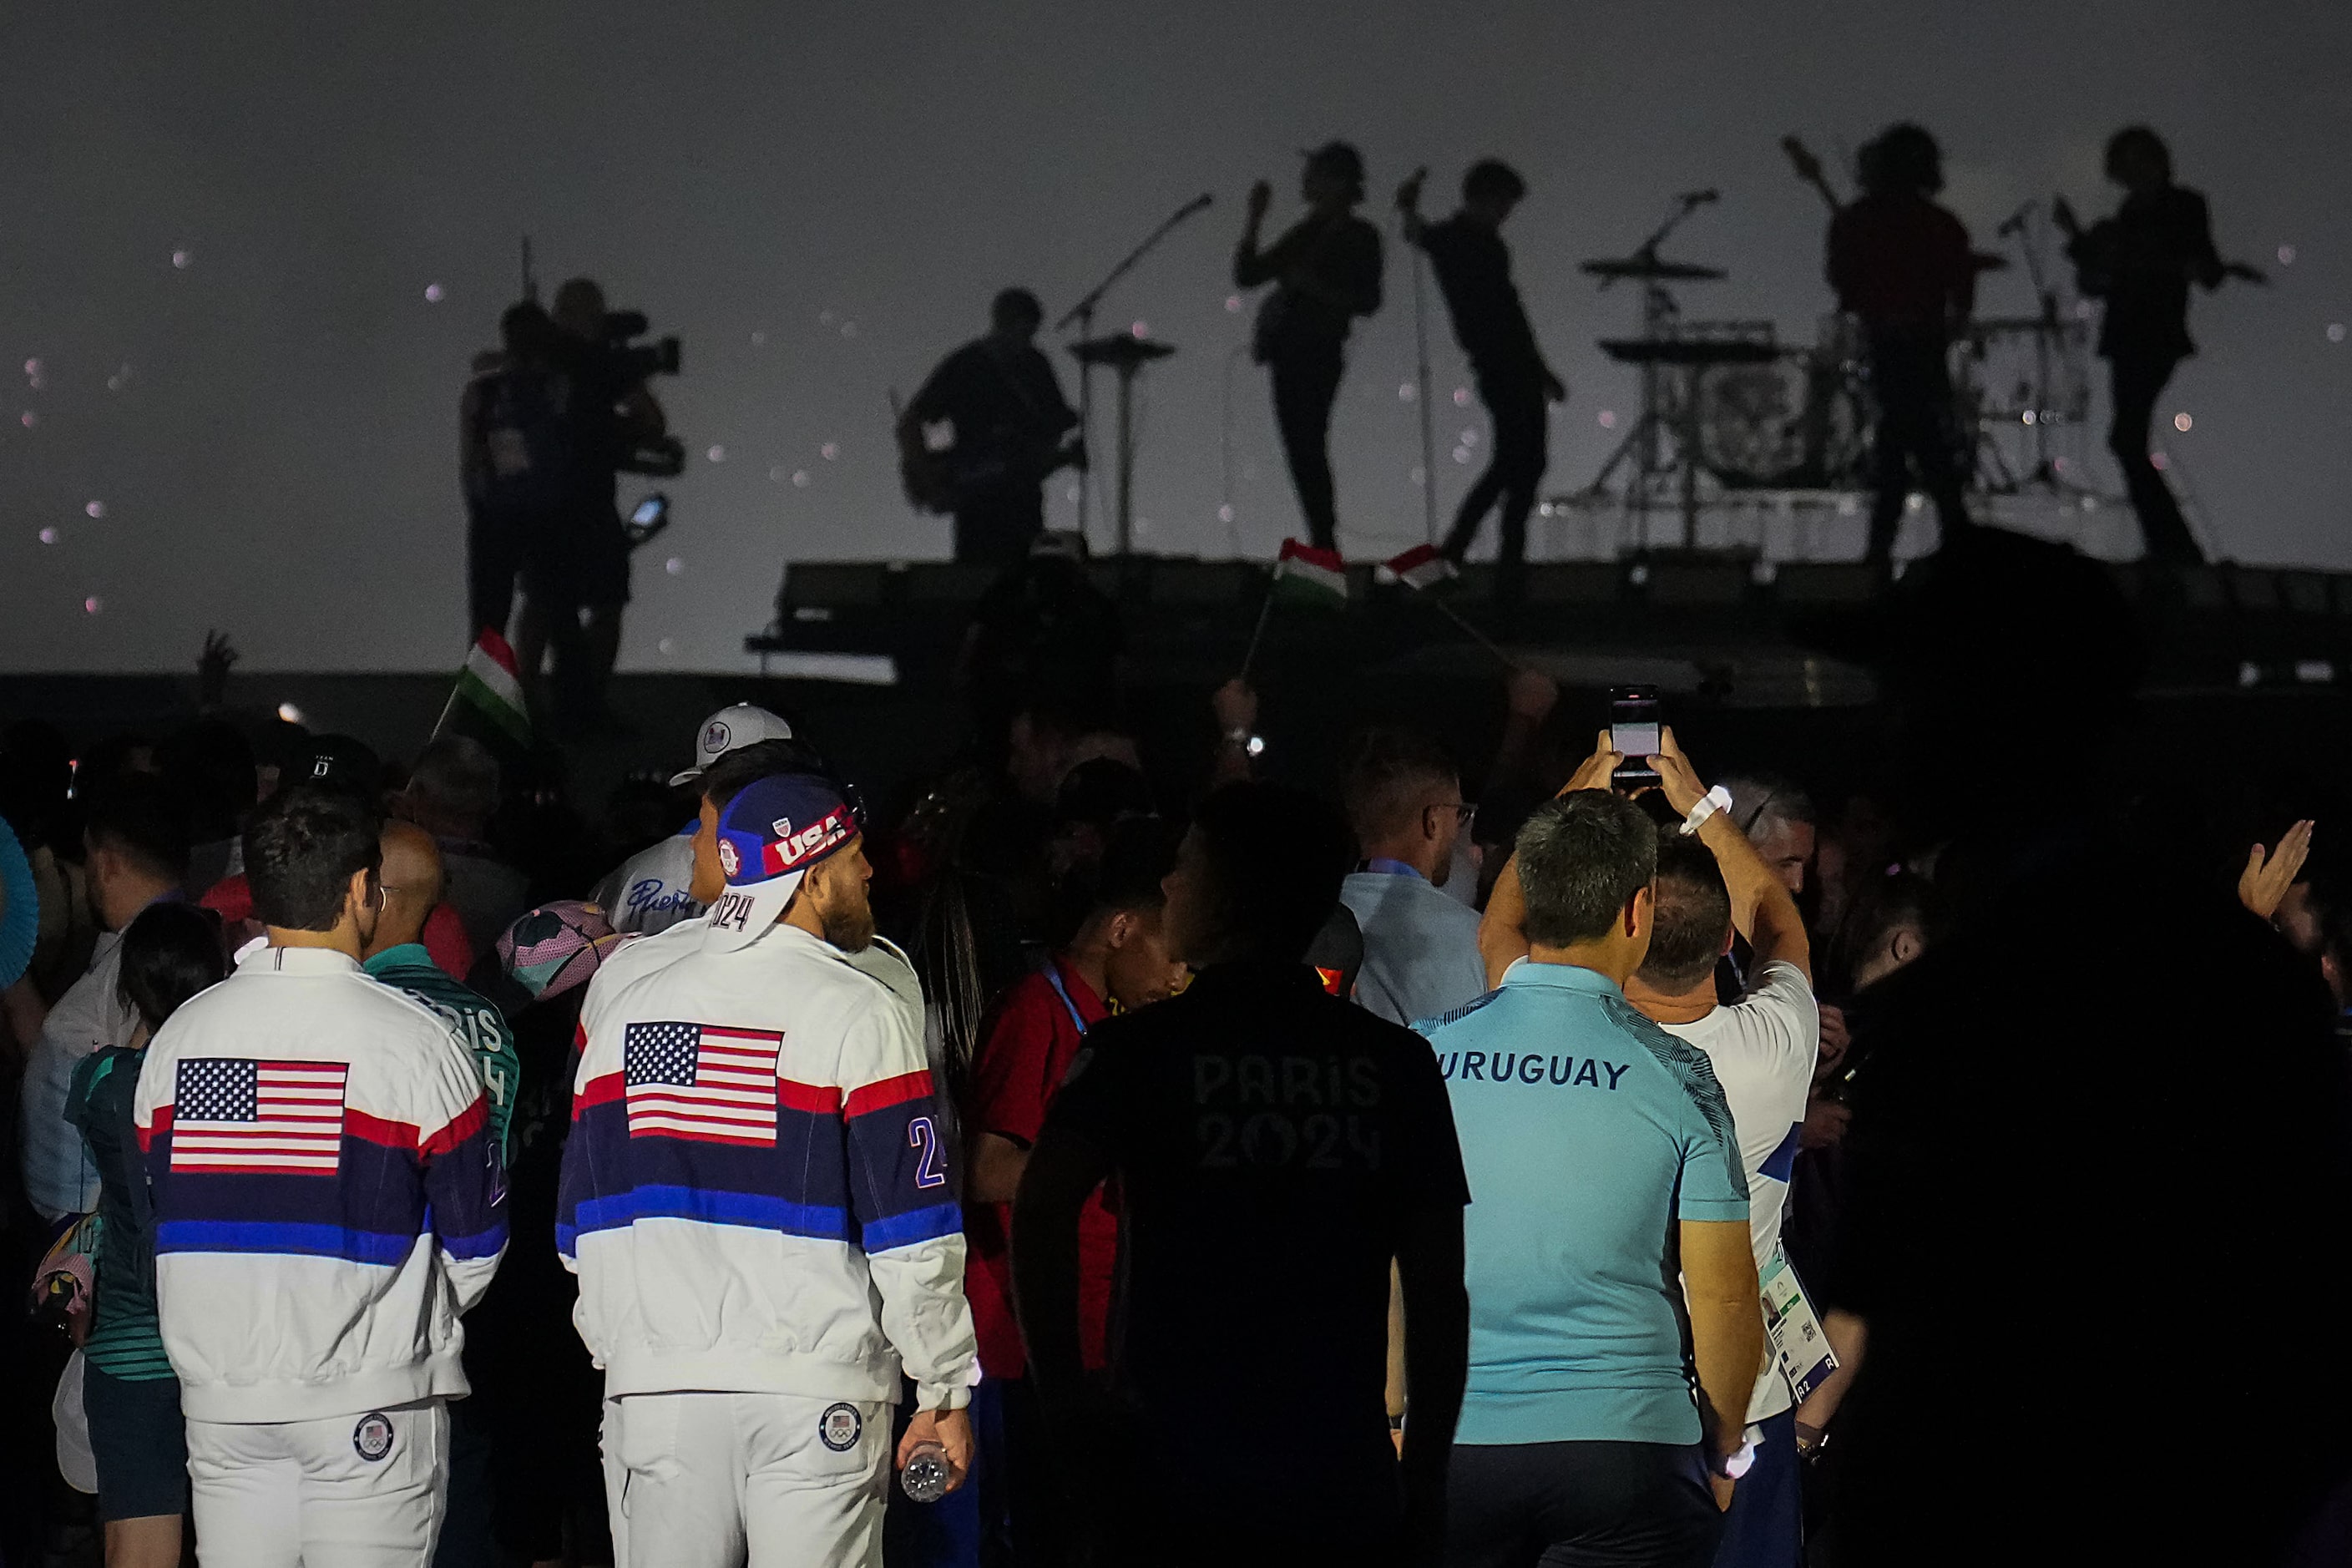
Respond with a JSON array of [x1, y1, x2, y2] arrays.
[[1339, 728, 1490, 1027]]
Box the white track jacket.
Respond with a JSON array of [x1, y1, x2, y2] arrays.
[[559, 919, 976, 1410], [132, 945, 508, 1423]]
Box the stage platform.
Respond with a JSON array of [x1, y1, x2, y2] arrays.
[[747, 551, 2352, 708]]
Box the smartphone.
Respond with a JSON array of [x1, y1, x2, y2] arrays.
[[624, 492, 670, 546], [1609, 685, 1662, 788]]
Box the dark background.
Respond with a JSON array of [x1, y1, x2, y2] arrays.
[[4, 1, 2347, 674]]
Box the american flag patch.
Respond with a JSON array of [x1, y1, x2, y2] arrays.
[[625, 1022, 781, 1146], [170, 1059, 349, 1175]]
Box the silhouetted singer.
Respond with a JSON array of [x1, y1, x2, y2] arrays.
[[1399, 159, 1566, 601], [1235, 141, 1384, 553]]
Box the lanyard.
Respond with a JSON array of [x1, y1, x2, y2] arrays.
[[1040, 963, 1090, 1038]]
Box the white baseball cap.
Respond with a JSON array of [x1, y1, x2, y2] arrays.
[[669, 704, 795, 787]]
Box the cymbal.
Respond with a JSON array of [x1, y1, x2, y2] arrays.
[[1580, 256, 1728, 282], [1071, 334, 1176, 367], [1599, 337, 1781, 366]]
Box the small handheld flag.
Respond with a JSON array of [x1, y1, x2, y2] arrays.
[[1383, 544, 1459, 594], [430, 630, 533, 760], [1384, 546, 1515, 670], [1269, 540, 1349, 610]]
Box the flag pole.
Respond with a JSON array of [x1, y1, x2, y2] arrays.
[[1238, 588, 1277, 683], [1426, 594, 1515, 670], [425, 677, 463, 747]]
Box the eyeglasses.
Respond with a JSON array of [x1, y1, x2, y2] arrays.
[[1424, 802, 1476, 825]]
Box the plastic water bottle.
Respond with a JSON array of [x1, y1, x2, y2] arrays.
[[900, 1440, 952, 1504]]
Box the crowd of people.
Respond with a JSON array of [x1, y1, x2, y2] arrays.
[[5, 592, 2352, 1568]]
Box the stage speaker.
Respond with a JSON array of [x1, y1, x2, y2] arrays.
[[901, 563, 999, 604], [2221, 566, 2279, 613], [1772, 564, 1878, 604], [779, 562, 888, 609], [1147, 559, 1263, 606], [1522, 564, 1620, 604], [2279, 571, 2332, 616], [1646, 561, 1750, 606]]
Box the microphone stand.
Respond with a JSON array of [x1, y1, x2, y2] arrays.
[[1059, 195, 1213, 552]]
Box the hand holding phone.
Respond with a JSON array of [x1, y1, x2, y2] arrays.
[[1608, 686, 1662, 789]]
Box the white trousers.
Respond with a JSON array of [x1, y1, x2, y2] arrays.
[[601, 1391, 890, 1568], [185, 1399, 448, 1567]]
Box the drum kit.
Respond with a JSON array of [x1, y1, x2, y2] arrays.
[[1565, 172, 2097, 549]]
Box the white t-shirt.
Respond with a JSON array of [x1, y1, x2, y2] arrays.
[[1661, 958, 1818, 1421], [19, 928, 136, 1220], [589, 825, 701, 935]]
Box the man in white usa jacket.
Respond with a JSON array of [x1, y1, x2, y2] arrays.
[[559, 771, 977, 1568], [134, 784, 508, 1566]]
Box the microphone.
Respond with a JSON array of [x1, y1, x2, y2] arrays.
[[1997, 200, 2035, 238], [1680, 188, 1721, 205], [1181, 192, 1214, 215]]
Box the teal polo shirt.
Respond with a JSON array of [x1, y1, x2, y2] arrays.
[[364, 943, 519, 1158], [1419, 959, 1749, 1447]]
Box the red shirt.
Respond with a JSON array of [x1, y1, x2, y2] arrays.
[[964, 959, 1117, 1379], [1827, 193, 1975, 332]]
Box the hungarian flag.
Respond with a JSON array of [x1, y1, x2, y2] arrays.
[[1270, 539, 1348, 610], [1384, 544, 1459, 594], [436, 630, 532, 758]]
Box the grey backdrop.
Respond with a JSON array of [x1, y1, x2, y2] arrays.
[[4, 1, 2346, 672]]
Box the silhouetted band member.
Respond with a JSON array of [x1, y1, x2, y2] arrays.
[[2056, 127, 2265, 567], [1826, 124, 1975, 571], [898, 288, 1083, 567], [1399, 159, 1566, 600], [1236, 141, 1384, 553]]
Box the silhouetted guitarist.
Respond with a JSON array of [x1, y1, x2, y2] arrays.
[[2055, 126, 2265, 566], [1817, 124, 1977, 574], [898, 287, 1084, 567]]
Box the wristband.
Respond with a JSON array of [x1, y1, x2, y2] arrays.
[[1711, 1430, 1758, 1480], [1680, 784, 1733, 837]]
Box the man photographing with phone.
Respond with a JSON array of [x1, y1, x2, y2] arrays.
[[1430, 766, 1760, 1567]]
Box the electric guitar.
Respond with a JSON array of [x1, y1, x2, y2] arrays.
[[892, 390, 1084, 517], [1782, 135, 1843, 214]]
